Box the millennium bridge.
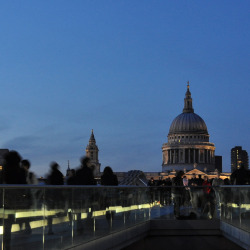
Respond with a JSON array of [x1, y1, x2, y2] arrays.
[[0, 185, 249, 250]]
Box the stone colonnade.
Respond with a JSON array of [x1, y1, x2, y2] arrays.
[[166, 148, 214, 164]]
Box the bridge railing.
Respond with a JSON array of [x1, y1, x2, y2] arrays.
[[0, 185, 249, 249], [216, 186, 250, 233], [0, 185, 151, 250]]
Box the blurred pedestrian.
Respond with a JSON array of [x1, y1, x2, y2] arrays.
[[2, 151, 28, 250], [101, 166, 118, 186], [75, 156, 96, 185], [101, 166, 118, 223], [46, 162, 64, 235]]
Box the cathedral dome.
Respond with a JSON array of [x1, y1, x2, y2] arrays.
[[162, 82, 216, 173], [168, 82, 208, 135], [169, 112, 208, 134]]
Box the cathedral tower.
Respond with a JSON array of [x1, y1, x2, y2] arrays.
[[86, 129, 101, 176]]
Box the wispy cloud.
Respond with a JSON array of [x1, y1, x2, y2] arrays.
[[3, 135, 41, 150]]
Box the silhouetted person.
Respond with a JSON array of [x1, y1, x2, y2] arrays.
[[74, 157, 96, 233], [3, 151, 26, 185], [182, 175, 190, 207], [212, 172, 224, 216], [47, 162, 64, 185], [2, 151, 27, 250], [46, 162, 64, 235], [21, 159, 38, 185], [212, 172, 224, 187], [197, 175, 204, 186], [75, 156, 96, 185], [189, 173, 198, 187], [202, 176, 214, 219], [101, 166, 118, 186], [101, 166, 118, 223], [189, 173, 203, 216], [147, 177, 155, 187], [172, 171, 184, 219], [231, 164, 248, 185], [19, 159, 38, 234]]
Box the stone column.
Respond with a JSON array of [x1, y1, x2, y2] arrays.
[[174, 150, 176, 163], [194, 149, 196, 164], [188, 149, 190, 163]]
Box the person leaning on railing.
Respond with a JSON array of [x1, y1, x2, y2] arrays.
[[171, 171, 185, 219], [189, 173, 203, 217], [101, 166, 118, 223], [73, 156, 96, 234], [45, 162, 65, 235], [212, 172, 224, 187], [230, 164, 249, 185], [212, 172, 224, 217], [202, 175, 214, 219]]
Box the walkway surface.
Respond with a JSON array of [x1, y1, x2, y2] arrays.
[[122, 235, 244, 250], [122, 219, 244, 250]]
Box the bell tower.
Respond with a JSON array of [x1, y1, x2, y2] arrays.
[[85, 129, 101, 176]]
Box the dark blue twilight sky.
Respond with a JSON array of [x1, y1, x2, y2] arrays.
[[0, 1, 249, 176]]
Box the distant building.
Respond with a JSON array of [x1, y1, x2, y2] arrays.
[[162, 83, 216, 172], [0, 149, 9, 183], [0, 149, 9, 166], [85, 129, 101, 177], [215, 156, 222, 173], [231, 146, 249, 172]]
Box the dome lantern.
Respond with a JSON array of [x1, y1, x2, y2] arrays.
[[183, 81, 194, 113]]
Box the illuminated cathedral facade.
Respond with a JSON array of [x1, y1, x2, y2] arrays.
[[162, 83, 216, 172]]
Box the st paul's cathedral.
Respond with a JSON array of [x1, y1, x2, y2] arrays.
[[83, 83, 229, 184]]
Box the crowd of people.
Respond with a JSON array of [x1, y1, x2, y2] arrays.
[[0, 150, 118, 249], [147, 166, 250, 219], [0, 150, 118, 187]]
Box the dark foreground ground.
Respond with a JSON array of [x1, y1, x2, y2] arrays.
[[122, 235, 244, 250]]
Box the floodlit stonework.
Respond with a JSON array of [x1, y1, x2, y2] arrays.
[[162, 82, 216, 172]]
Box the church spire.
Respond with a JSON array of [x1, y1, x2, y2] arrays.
[[89, 129, 96, 142], [183, 81, 194, 113], [86, 129, 101, 176]]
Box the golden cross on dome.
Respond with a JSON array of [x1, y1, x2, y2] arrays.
[[187, 81, 190, 89]]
